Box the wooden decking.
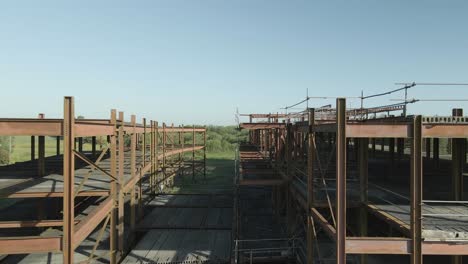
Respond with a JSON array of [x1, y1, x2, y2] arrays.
[[123, 194, 233, 264], [369, 203, 468, 240], [123, 229, 231, 264]]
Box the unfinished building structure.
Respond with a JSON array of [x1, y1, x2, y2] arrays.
[[237, 96, 468, 263], [0, 96, 207, 263]]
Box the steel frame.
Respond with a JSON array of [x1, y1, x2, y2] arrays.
[[0, 97, 206, 264], [239, 100, 468, 264]]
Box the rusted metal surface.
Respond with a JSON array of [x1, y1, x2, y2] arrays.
[[410, 116, 422, 264], [336, 98, 347, 264], [0, 236, 62, 254], [63, 96, 75, 264]]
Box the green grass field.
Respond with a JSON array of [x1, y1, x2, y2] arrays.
[[163, 150, 236, 194], [5, 136, 96, 164]]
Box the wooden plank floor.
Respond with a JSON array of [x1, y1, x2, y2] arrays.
[[0, 150, 151, 197], [124, 194, 233, 263], [370, 203, 468, 239], [123, 229, 231, 264]]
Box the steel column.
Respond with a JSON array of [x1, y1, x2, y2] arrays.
[[307, 108, 315, 264], [336, 98, 347, 264], [451, 109, 464, 264], [117, 112, 124, 256], [192, 125, 195, 180], [130, 115, 136, 246], [452, 108, 464, 201], [31, 136, 35, 160], [204, 127, 207, 179], [109, 109, 117, 264], [63, 97, 75, 264], [359, 137, 369, 264], [410, 116, 422, 264], [56, 136, 60, 156], [433, 138, 439, 169], [92, 136, 96, 156]]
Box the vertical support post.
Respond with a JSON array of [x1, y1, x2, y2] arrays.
[[336, 98, 347, 264], [78, 137, 83, 152], [433, 138, 440, 169], [389, 138, 395, 178], [130, 115, 136, 246], [359, 137, 369, 264], [181, 125, 185, 177], [425, 138, 431, 161], [371, 138, 376, 157], [154, 121, 160, 188], [109, 109, 117, 264], [410, 115, 422, 264], [37, 114, 46, 224], [192, 125, 195, 181], [117, 111, 124, 257], [171, 123, 175, 186], [307, 108, 315, 264], [203, 126, 207, 180], [37, 113, 45, 177], [397, 138, 404, 161], [56, 136, 60, 156], [178, 125, 182, 170], [451, 109, 465, 264], [150, 121, 154, 194], [139, 118, 146, 217], [162, 123, 166, 181], [63, 97, 75, 264], [92, 136, 96, 156], [452, 108, 464, 201], [38, 134, 45, 176], [249, 115, 253, 143], [285, 122, 292, 235], [31, 136, 35, 160]]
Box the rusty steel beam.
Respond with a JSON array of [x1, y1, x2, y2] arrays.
[[310, 208, 336, 240], [358, 137, 369, 264], [451, 109, 464, 264], [130, 114, 137, 246], [240, 122, 286, 129], [109, 109, 117, 264], [192, 125, 195, 180], [117, 111, 125, 256], [0, 219, 79, 228], [0, 118, 204, 136], [0, 236, 62, 254], [0, 119, 63, 136], [347, 123, 410, 138], [423, 242, 468, 255], [423, 124, 468, 138], [307, 108, 315, 264], [336, 98, 347, 264], [346, 237, 411, 255], [238, 179, 284, 186], [452, 109, 465, 201], [0, 190, 109, 198], [243, 121, 468, 139], [63, 96, 75, 264], [346, 238, 468, 256], [410, 116, 423, 264]]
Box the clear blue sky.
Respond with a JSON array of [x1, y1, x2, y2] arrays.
[[1, 1, 467, 125]]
